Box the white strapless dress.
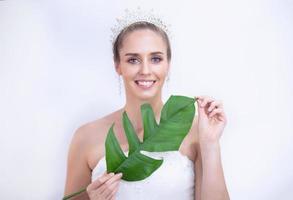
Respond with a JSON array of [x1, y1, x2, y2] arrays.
[[91, 150, 195, 200]]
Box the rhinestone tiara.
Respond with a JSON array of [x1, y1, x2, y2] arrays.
[[110, 7, 172, 44]]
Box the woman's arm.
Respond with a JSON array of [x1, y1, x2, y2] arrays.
[[194, 141, 203, 200], [194, 96, 230, 200], [197, 142, 229, 200], [64, 124, 122, 200], [64, 126, 91, 199]]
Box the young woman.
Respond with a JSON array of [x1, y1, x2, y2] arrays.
[[64, 21, 230, 200]]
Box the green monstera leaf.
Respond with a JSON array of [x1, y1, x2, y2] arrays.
[[62, 95, 196, 199], [105, 95, 196, 181]]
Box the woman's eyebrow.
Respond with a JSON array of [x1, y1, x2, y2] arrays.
[[124, 53, 139, 56], [124, 52, 164, 56], [150, 51, 164, 55]]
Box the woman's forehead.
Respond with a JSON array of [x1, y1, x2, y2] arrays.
[[120, 30, 167, 55]]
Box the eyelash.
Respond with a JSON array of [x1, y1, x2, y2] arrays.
[[127, 57, 162, 64], [152, 57, 162, 63]]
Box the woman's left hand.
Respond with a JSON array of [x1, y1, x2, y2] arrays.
[[195, 95, 227, 145]]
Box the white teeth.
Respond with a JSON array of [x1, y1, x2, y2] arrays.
[[136, 81, 155, 87]]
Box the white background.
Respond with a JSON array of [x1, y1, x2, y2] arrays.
[[0, 0, 292, 199]]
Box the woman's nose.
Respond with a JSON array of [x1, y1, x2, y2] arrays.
[[140, 59, 151, 75]]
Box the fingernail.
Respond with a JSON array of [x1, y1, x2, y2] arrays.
[[109, 173, 114, 176], [118, 173, 123, 177]]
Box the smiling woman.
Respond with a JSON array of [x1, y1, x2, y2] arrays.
[[114, 26, 170, 101], [63, 9, 229, 200]]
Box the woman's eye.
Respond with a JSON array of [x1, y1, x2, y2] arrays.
[[151, 57, 162, 63], [128, 58, 139, 64]]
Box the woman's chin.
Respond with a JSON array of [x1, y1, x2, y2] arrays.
[[132, 89, 161, 101], [136, 92, 157, 100]]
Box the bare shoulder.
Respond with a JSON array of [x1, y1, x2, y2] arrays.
[[64, 109, 122, 196], [73, 108, 122, 143], [70, 109, 123, 169]]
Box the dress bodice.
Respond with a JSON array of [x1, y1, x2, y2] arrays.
[[91, 150, 195, 200]]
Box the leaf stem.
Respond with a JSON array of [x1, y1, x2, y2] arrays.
[[62, 187, 86, 200]]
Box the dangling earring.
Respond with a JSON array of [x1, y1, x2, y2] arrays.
[[166, 71, 170, 84], [117, 74, 122, 96], [166, 72, 170, 93]]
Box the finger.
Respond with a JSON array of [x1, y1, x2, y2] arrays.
[[107, 184, 120, 200], [104, 173, 123, 188], [196, 96, 217, 119], [198, 96, 215, 108], [195, 95, 206, 100], [102, 179, 121, 198], [207, 100, 223, 112], [208, 108, 224, 118], [219, 111, 227, 122], [87, 172, 115, 191], [99, 173, 123, 195], [195, 96, 204, 107], [107, 182, 120, 199], [194, 96, 200, 101], [195, 95, 204, 103], [197, 102, 208, 120], [196, 95, 212, 101]]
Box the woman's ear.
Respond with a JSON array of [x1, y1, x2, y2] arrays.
[[115, 62, 122, 75]]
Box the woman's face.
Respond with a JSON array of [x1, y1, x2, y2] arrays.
[[115, 29, 170, 101]]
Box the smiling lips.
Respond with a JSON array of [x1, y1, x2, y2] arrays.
[[135, 80, 156, 89]]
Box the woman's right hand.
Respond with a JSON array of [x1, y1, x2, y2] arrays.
[[86, 172, 123, 200]]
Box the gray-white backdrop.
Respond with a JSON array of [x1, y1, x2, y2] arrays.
[[0, 0, 292, 199]]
